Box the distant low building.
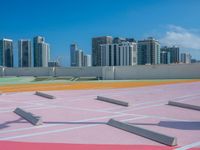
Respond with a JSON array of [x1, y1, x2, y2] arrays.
[[191, 59, 196, 63], [48, 61, 60, 67]]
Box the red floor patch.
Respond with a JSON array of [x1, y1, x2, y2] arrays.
[[0, 141, 177, 150]]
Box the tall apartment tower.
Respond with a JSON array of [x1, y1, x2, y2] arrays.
[[100, 38, 137, 66], [160, 51, 170, 64], [18, 40, 32, 67], [75, 49, 84, 67], [137, 37, 160, 65], [92, 36, 113, 66], [83, 54, 91, 67], [0, 38, 14, 67], [160, 46, 179, 64], [33, 36, 50, 67], [70, 43, 91, 67], [70, 43, 78, 67], [181, 53, 191, 64]]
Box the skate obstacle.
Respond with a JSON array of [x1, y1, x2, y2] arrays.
[[168, 101, 200, 111], [14, 108, 43, 126], [107, 119, 177, 146], [35, 91, 56, 99], [96, 96, 128, 107]]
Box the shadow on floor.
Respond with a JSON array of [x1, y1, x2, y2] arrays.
[[0, 118, 26, 130], [129, 121, 200, 130], [158, 121, 200, 130]]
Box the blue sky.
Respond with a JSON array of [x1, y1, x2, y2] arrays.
[[0, 0, 200, 66]]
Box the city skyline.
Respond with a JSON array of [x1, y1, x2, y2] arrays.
[[0, 35, 195, 68], [0, 0, 200, 66]]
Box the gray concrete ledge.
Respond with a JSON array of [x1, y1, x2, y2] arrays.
[[14, 108, 43, 126], [168, 101, 200, 111], [97, 96, 128, 107], [107, 119, 177, 146], [35, 91, 56, 99]]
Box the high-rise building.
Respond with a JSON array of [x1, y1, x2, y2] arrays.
[[160, 51, 170, 64], [137, 37, 160, 65], [75, 49, 84, 67], [83, 54, 91, 67], [33, 36, 50, 67], [0, 39, 14, 67], [70, 43, 78, 67], [18, 40, 32, 67], [100, 38, 137, 66], [160, 46, 179, 64], [38, 42, 50, 67], [181, 53, 192, 64], [92, 36, 113, 66], [70, 43, 90, 67]]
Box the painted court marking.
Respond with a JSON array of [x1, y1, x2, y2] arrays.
[[0, 82, 199, 148], [176, 141, 200, 150], [0, 113, 133, 135], [0, 116, 147, 140]]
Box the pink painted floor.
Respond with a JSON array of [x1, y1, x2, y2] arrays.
[[0, 82, 200, 150]]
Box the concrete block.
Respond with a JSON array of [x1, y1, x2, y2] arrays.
[[14, 108, 43, 126], [35, 91, 55, 99], [168, 101, 200, 111], [107, 119, 177, 146], [97, 96, 128, 107]]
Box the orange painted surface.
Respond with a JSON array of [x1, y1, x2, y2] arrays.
[[0, 80, 199, 93]]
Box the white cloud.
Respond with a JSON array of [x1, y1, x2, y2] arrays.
[[160, 25, 200, 50]]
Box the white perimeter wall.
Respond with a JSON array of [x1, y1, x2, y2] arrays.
[[55, 67, 102, 77], [112, 64, 200, 79], [0, 64, 200, 80]]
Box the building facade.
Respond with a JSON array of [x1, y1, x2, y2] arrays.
[[0, 39, 13, 67], [160, 51, 170, 64], [137, 37, 160, 65], [18, 40, 32, 67], [70, 43, 91, 67], [33, 36, 50, 67], [100, 38, 137, 66], [181, 53, 191, 64], [160, 46, 179, 64], [70, 43, 78, 67], [48, 61, 60, 67], [83, 54, 91, 67], [92, 36, 113, 66], [75, 49, 84, 67]]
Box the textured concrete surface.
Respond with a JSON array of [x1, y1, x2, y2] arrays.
[[0, 82, 199, 149]]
